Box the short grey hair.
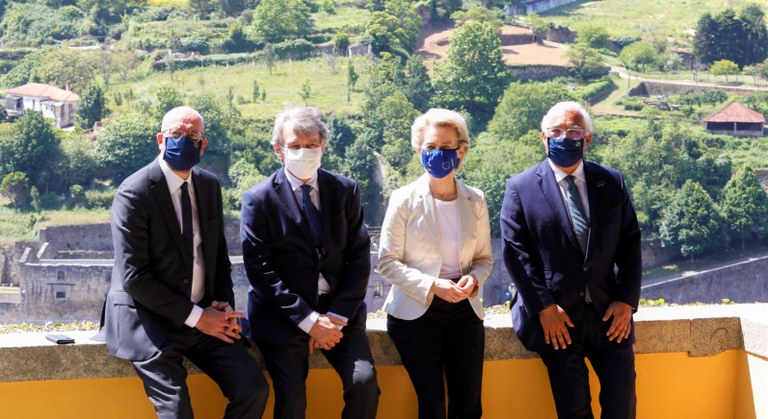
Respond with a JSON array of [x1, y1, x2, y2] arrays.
[[541, 101, 593, 133], [271, 107, 329, 145], [411, 108, 470, 150]]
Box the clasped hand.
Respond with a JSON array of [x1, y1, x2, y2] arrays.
[[195, 300, 244, 344], [308, 315, 345, 353], [432, 275, 477, 303]]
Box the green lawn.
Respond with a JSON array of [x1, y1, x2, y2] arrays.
[[108, 56, 369, 120], [0, 206, 110, 246], [314, 6, 371, 33], [542, 0, 768, 40]]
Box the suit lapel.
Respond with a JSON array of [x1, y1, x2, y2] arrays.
[[148, 161, 190, 267], [274, 168, 316, 246], [536, 160, 582, 254], [318, 170, 334, 250], [584, 162, 600, 260], [191, 170, 214, 294]]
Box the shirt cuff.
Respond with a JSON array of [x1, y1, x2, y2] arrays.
[[298, 311, 321, 334], [184, 305, 204, 328], [326, 312, 348, 330]]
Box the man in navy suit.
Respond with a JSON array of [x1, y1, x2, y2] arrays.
[[501, 101, 642, 419], [240, 107, 380, 419], [103, 106, 268, 418]]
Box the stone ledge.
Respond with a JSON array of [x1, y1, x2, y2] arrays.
[[1, 304, 765, 383]]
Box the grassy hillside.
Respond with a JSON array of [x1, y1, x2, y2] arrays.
[[107, 56, 370, 120], [543, 0, 768, 41]]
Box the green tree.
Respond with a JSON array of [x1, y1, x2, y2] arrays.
[[252, 80, 260, 103], [403, 55, 433, 112], [334, 32, 350, 55], [618, 41, 660, 73], [0, 172, 30, 208], [719, 164, 768, 249], [378, 91, 419, 176], [250, 0, 314, 43], [451, 5, 504, 28], [35, 49, 97, 93], [710, 59, 740, 82], [576, 24, 610, 49], [659, 180, 723, 260], [75, 85, 105, 129], [188, 0, 214, 18], [364, 0, 422, 57], [94, 112, 157, 185], [189, 93, 235, 180], [566, 43, 607, 79], [486, 82, 581, 142], [0, 112, 61, 189], [154, 86, 184, 120], [58, 131, 97, 190], [525, 13, 548, 43], [299, 79, 312, 105], [344, 135, 384, 223], [433, 20, 512, 129], [264, 43, 276, 75]]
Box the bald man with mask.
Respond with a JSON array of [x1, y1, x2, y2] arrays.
[[101, 106, 269, 418]]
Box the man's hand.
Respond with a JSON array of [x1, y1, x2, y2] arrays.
[[432, 278, 469, 303], [308, 315, 343, 351], [539, 304, 574, 350], [603, 301, 633, 343], [456, 274, 478, 297], [195, 302, 245, 344]]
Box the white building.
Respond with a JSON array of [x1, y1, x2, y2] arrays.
[[4, 83, 80, 128]]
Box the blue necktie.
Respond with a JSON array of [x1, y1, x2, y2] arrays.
[[180, 182, 193, 270], [300, 184, 322, 248], [565, 176, 589, 253]]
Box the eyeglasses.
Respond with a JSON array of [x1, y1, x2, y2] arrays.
[[164, 129, 206, 143], [546, 127, 589, 140]]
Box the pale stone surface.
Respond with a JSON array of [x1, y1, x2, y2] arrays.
[[1, 304, 766, 383]]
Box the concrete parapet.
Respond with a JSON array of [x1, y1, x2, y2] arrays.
[[1, 304, 765, 383]]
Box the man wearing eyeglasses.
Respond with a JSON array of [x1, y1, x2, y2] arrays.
[[101, 106, 269, 418], [501, 101, 641, 418]]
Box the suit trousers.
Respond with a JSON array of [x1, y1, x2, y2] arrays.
[[132, 327, 269, 419], [387, 297, 485, 419], [255, 320, 380, 419], [537, 304, 636, 419]]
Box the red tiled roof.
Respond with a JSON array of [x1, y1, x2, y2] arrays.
[[5, 83, 80, 102], [703, 101, 765, 123]]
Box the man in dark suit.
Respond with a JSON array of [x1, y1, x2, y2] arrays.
[[103, 106, 268, 418], [500, 101, 642, 419], [241, 107, 379, 419]]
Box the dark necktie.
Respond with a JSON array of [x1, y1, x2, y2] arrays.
[[180, 182, 193, 269], [565, 176, 589, 253], [300, 184, 322, 248]]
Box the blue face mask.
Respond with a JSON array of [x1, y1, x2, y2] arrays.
[[164, 135, 201, 171], [421, 148, 459, 179], [547, 136, 584, 168]]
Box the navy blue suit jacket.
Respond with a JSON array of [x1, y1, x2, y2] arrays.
[[240, 168, 371, 344], [104, 160, 233, 361], [500, 160, 642, 352]]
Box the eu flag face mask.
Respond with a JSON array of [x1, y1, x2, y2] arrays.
[[547, 136, 584, 168], [421, 148, 459, 179], [164, 135, 201, 171]]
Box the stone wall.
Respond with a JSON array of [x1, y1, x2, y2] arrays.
[[641, 255, 768, 304], [511, 65, 571, 81]]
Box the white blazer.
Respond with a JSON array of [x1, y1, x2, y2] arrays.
[[377, 175, 494, 320]]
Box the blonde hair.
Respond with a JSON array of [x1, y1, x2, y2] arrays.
[[411, 108, 470, 151]]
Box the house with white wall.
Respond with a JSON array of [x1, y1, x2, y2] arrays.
[[4, 83, 80, 128]]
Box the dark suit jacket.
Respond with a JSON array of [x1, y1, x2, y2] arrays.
[[240, 168, 371, 344], [500, 160, 642, 352], [103, 160, 233, 361]]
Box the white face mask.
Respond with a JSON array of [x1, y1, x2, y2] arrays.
[[282, 147, 322, 180]]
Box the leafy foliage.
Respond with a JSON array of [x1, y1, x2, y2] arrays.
[[76, 85, 106, 129], [94, 112, 158, 185], [433, 20, 512, 130], [719, 165, 768, 248], [0, 112, 62, 189], [659, 180, 724, 259], [250, 0, 314, 43], [694, 6, 768, 67]]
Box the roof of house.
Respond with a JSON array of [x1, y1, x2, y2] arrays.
[[704, 101, 765, 124], [5, 83, 80, 102]]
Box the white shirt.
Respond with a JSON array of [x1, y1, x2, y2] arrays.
[[435, 198, 462, 279], [284, 169, 346, 333], [548, 159, 591, 221], [158, 156, 205, 328]]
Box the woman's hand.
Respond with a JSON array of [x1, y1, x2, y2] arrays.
[[432, 278, 470, 303]]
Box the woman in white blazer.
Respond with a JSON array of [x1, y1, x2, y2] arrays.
[[377, 109, 493, 419]]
